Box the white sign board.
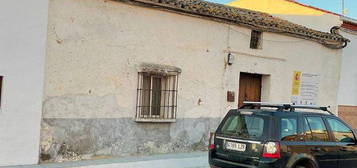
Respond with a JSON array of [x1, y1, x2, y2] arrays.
[[291, 71, 320, 105]]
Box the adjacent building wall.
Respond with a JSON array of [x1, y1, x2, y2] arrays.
[[227, 0, 341, 32], [338, 28, 357, 128], [41, 0, 342, 162], [338, 30, 357, 106], [0, 0, 48, 166]]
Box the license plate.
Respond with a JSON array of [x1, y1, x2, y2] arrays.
[[225, 141, 246, 152]]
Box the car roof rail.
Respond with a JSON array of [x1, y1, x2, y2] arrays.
[[241, 101, 291, 111], [241, 101, 334, 115], [290, 105, 334, 115]]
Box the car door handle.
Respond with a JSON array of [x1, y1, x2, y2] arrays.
[[311, 147, 322, 152], [340, 147, 348, 151]]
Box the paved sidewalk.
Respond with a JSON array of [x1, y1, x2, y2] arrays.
[[4, 152, 208, 168]]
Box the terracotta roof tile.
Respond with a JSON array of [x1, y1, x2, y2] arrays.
[[116, 0, 350, 49]]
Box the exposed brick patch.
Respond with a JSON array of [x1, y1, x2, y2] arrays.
[[338, 105, 357, 129], [342, 22, 357, 32]]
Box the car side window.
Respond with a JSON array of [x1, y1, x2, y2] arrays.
[[326, 118, 356, 143], [223, 115, 239, 132], [303, 118, 313, 141], [281, 117, 298, 141], [306, 116, 329, 142]]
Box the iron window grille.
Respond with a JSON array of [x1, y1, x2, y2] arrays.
[[250, 30, 262, 49], [136, 72, 178, 121]]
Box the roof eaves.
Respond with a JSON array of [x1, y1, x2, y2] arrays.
[[115, 0, 350, 49]]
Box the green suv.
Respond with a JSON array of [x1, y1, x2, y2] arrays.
[[209, 102, 357, 168]]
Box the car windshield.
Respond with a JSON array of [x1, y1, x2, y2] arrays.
[[218, 113, 266, 140]]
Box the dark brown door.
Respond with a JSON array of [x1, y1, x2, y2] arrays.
[[238, 72, 262, 107]]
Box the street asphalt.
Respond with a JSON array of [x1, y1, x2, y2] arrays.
[[3, 152, 208, 168]]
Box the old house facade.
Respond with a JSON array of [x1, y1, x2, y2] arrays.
[[39, 0, 349, 162]]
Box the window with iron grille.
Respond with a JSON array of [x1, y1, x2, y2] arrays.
[[135, 64, 180, 122], [250, 30, 262, 49]]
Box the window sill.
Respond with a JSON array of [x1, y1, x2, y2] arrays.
[[135, 118, 176, 123]]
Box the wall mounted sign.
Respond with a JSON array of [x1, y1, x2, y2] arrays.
[[291, 71, 320, 105]]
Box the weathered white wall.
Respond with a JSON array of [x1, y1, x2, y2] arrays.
[[0, 0, 48, 166], [338, 30, 357, 106], [44, 0, 341, 118]]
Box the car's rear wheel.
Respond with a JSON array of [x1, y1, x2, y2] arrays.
[[294, 159, 316, 168]]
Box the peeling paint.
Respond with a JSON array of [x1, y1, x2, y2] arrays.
[[40, 118, 220, 162]]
